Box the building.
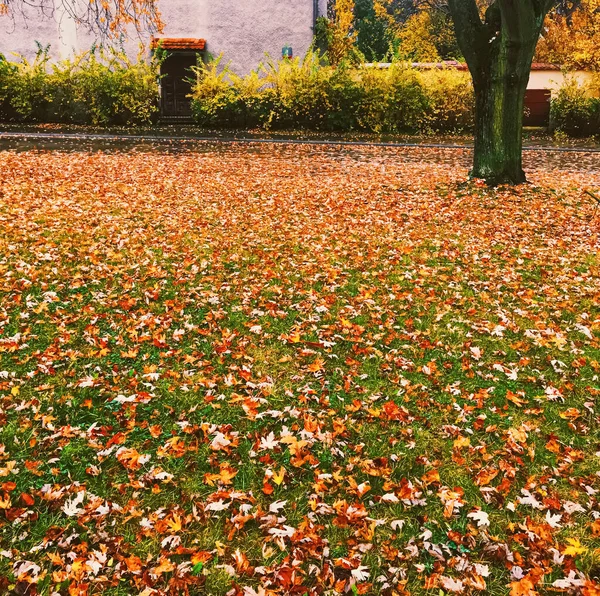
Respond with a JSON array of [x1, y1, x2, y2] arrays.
[[0, 0, 328, 118]]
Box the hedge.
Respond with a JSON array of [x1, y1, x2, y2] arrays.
[[190, 53, 475, 134], [0, 46, 161, 125], [1, 47, 599, 138]]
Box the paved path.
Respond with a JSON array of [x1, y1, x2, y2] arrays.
[[1, 130, 599, 180], [1, 129, 600, 153]]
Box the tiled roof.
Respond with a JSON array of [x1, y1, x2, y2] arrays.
[[151, 38, 206, 51], [530, 63, 562, 71]]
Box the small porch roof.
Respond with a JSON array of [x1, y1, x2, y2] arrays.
[[151, 38, 206, 51]]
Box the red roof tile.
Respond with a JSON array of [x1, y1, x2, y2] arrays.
[[151, 38, 206, 51]]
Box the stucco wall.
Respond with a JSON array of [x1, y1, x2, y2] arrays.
[[201, 0, 315, 73], [0, 0, 324, 73], [527, 70, 594, 92], [0, 3, 72, 60]]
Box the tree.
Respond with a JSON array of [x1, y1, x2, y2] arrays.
[[396, 7, 461, 62], [445, 0, 578, 184], [319, 0, 361, 66], [355, 0, 396, 61], [0, 0, 163, 39], [536, 0, 600, 70]]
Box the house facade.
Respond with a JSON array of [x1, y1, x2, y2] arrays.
[[1, 0, 328, 119], [0, 1, 328, 110]]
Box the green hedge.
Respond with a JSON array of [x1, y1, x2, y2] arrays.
[[190, 53, 475, 133], [2, 47, 599, 138], [551, 76, 600, 137], [0, 47, 161, 125]]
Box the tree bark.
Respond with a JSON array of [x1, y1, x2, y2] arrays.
[[470, 37, 538, 184], [448, 0, 553, 185]]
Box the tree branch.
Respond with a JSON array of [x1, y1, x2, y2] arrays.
[[447, 0, 486, 73], [0, 0, 163, 39]]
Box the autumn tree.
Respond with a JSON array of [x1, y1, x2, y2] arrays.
[[0, 0, 163, 39], [536, 0, 600, 70], [444, 0, 579, 184], [396, 6, 461, 62], [321, 0, 360, 65], [355, 0, 396, 61]]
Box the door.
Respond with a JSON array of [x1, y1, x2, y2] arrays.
[[524, 89, 552, 127], [160, 53, 198, 118]]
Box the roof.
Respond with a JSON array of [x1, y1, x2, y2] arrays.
[[365, 61, 562, 71], [151, 38, 206, 51], [530, 63, 562, 71]]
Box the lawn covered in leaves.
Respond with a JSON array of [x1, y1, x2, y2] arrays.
[[0, 142, 599, 596]]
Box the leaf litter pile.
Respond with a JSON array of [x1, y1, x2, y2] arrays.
[[0, 142, 599, 596]]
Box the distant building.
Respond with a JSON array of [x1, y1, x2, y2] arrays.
[[0, 0, 328, 119]]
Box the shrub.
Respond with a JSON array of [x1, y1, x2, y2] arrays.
[[190, 54, 473, 134], [357, 63, 428, 133], [418, 68, 474, 133], [2, 46, 50, 122], [191, 53, 364, 131], [261, 54, 335, 130], [0, 53, 18, 120], [190, 56, 243, 128], [0, 46, 161, 125], [551, 76, 600, 137]]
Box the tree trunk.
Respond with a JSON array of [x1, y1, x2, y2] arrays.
[[447, 0, 552, 186], [470, 45, 535, 185]]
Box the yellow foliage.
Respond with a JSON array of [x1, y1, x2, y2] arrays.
[[563, 538, 588, 557], [397, 11, 441, 62], [328, 0, 359, 66], [537, 0, 600, 70]]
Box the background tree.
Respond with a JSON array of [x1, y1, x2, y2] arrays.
[[319, 0, 361, 66], [536, 0, 600, 70], [396, 6, 461, 61], [355, 0, 396, 61], [351, 0, 461, 62], [0, 0, 163, 39]]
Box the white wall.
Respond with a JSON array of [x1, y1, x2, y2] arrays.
[[0, 0, 323, 73], [200, 0, 316, 73], [528, 70, 594, 93], [0, 2, 70, 60]]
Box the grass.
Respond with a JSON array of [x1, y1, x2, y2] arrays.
[[0, 142, 599, 595]]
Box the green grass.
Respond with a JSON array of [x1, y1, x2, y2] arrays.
[[0, 146, 599, 594]]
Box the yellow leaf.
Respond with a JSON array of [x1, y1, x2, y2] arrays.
[[308, 357, 325, 372], [287, 331, 301, 343], [563, 538, 588, 557], [453, 436, 471, 449], [272, 466, 286, 486], [167, 513, 182, 533]]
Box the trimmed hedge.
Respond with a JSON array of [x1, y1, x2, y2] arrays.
[[0, 47, 161, 125], [190, 54, 475, 133]]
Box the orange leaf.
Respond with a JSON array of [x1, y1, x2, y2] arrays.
[[421, 469, 441, 487]]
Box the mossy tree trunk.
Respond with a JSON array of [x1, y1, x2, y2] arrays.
[[448, 0, 557, 185]]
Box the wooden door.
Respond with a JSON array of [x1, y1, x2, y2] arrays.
[[524, 89, 552, 127], [160, 53, 198, 118]]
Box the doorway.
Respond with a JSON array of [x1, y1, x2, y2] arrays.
[[524, 89, 552, 127], [160, 52, 198, 118], [152, 38, 206, 120]]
